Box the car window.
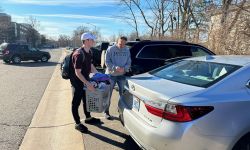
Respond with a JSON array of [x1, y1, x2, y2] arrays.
[[30, 48, 37, 51], [137, 45, 171, 59], [151, 60, 241, 88], [8, 44, 18, 51], [137, 45, 192, 60], [167, 45, 192, 57], [191, 47, 210, 57], [19, 45, 28, 51]]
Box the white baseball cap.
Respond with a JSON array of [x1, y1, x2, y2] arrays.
[[80, 32, 96, 41]]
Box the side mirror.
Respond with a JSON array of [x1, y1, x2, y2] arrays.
[[246, 80, 250, 89]]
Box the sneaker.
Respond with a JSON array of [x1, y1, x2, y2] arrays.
[[75, 123, 88, 133], [85, 117, 101, 124], [104, 113, 113, 120]]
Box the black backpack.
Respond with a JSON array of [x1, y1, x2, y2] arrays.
[[60, 49, 84, 80]]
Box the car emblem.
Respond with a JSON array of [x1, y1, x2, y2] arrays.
[[131, 85, 135, 91]]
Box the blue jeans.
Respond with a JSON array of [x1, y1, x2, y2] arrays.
[[105, 75, 126, 113]]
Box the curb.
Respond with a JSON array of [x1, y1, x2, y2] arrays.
[[19, 50, 84, 150]]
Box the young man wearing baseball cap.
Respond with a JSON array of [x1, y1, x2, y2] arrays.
[[70, 32, 100, 133]]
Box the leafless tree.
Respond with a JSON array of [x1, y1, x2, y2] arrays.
[[119, 0, 210, 41], [118, 0, 249, 54], [119, 0, 140, 38], [24, 16, 41, 47], [58, 35, 71, 47], [208, 0, 249, 54], [109, 34, 117, 42], [71, 26, 90, 47]]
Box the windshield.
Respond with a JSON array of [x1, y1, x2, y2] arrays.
[[150, 60, 241, 88]]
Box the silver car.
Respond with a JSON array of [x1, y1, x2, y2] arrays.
[[118, 55, 250, 150]]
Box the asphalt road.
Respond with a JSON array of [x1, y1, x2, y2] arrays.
[[0, 48, 63, 150], [0, 48, 141, 150]]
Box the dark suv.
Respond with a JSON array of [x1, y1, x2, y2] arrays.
[[91, 42, 109, 67], [0, 43, 51, 64], [102, 40, 215, 75]]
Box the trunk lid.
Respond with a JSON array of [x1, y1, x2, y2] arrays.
[[123, 73, 203, 126]]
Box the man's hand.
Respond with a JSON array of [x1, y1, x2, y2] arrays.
[[116, 66, 125, 73], [86, 82, 95, 92]]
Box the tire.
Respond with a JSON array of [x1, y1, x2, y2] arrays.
[[233, 133, 250, 150], [12, 55, 21, 64], [41, 55, 48, 62]]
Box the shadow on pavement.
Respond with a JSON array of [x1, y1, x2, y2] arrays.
[[123, 136, 141, 150], [4, 61, 59, 67], [87, 130, 141, 150], [95, 124, 128, 139]]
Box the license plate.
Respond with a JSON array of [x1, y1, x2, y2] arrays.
[[132, 96, 140, 111]]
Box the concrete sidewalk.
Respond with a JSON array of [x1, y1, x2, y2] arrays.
[[19, 51, 140, 150], [19, 52, 85, 150]]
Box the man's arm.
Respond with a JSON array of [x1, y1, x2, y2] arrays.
[[105, 48, 116, 72], [75, 69, 95, 91], [91, 64, 98, 73]]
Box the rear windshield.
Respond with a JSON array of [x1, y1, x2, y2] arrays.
[[150, 60, 241, 88], [0, 43, 8, 52]]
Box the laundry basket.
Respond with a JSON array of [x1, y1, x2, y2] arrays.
[[85, 84, 111, 113]]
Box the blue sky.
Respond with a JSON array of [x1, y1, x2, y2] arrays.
[[0, 0, 135, 40]]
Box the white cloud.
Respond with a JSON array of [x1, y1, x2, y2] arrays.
[[11, 14, 27, 23], [10, 13, 131, 40], [11, 15, 68, 37], [4, 0, 118, 7], [41, 27, 60, 36], [30, 14, 114, 21], [11, 16, 107, 40]]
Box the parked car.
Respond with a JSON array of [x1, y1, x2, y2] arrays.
[[118, 55, 250, 150], [0, 43, 51, 63], [91, 41, 109, 67], [101, 40, 215, 75]]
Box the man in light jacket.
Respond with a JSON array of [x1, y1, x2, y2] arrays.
[[105, 36, 131, 119]]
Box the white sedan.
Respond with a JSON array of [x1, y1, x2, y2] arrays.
[[118, 55, 250, 150]]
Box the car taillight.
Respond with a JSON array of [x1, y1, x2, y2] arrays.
[[145, 102, 214, 122]]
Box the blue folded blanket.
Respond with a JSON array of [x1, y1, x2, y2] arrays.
[[91, 73, 110, 82]]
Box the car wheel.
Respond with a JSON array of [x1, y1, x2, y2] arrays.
[[233, 133, 250, 150], [3, 60, 10, 63], [41, 55, 48, 62], [12, 56, 21, 64]]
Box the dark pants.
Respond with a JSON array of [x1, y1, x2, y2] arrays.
[[70, 81, 91, 124]]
